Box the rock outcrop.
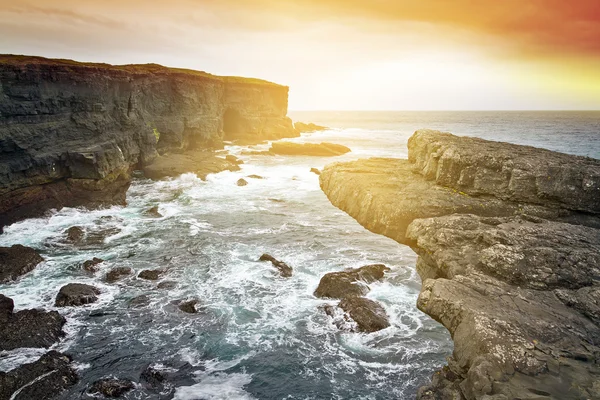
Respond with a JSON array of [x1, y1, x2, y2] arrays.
[[55, 283, 100, 307], [258, 253, 293, 277], [0, 55, 298, 231], [314, 264, 389, 299], [294, 122, 328, 133], [269, 142, 351, 157], [0, 351, 78, 400], [141, 150, 241, 180], [0, 244, 44, 283], [320, 130, 600, 399]]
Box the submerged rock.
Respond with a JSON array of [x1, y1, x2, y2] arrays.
[[138, 269, 163, 281], [338, 297, 390, 333], [0, 244, 44, 283], [247, 174, 264, 179], [236, 178, 248, 186], [314, 264, 389, 299], [55, 283, 100, 307], [178, 299, 200, 314], [105, 267, 132, 283], [128, 294, 151, 308], [258, 253, 293, 277], [226, 154, 244, 165], [269, 142, 350, 157], [64, 226, 85, 243], [0, 294, 66, 351], [143, 150, 241, 180], [82, 257, 104, 273], [89, 378, 135, 398], [0, 351, 78, 400], [144, 205, 163, 218], [294, 122, 328, 133], [157, 280, 177, 290]]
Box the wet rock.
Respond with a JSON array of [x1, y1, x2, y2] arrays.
[[310, 168, 321, 175], [128, 295, 151, 308], [157, 280, 177, 290], [55, 283, 100, 307], [226, 154, 244, 165], [237, 178, 248, 186], [64, 226, 85, 243], [178, 299, 200, 314], [0, 351, 78, 400], [0, 294, 66, 350], [338, 297, 390, 333], [138, 269, 163, 281], [84, 227, 121, 246], [0, 244, 44, 283], [143, 150, 241, 180], [105, 267, 132, 283], [247, 174, 264, 179], [89, 378, 134, 398], [314, 264, 389, 299], [269, 142, 351, 157], [140, 366, 167, 389], [144, 205, 163, 218], [82, 257, 104, 273], [240, 150, 274, 156], [294, 122, 328, 133], [258, 253, 293, 277]]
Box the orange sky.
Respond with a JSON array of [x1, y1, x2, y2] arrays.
[[1, 0, 599, 110]]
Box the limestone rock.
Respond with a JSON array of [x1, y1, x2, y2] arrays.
[[310, 167, 321, 175], [55, 283, 100, 307], [294, 122, 328, 133], [105, 267, 132, 283], [143, 150, 241, 180], [258, 253, 293, 277], [82, 257, 104, 273], [314, 264, 389, 299], [269, 142, 350, 157], [339, 297, 390, 333], [138, 269, 163, 281], [237, 178, 248, 186], [0, 244, 44, 283]]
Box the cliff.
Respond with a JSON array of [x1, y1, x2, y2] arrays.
[[320, 130, 600, 399], [0, 55, 297, 230]]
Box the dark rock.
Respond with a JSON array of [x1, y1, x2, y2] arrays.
[[157, 281, 177, 289], [294, 122, 328, 133], [269, 142, 351, 157], [0, 294, 66, 351], [320, 129, 600, 399], [226, 154, 244, 165], [310, 168, 321, 175], [338, 297, 390, 333], [84, 227, 121, 246], [0, 351, 78, 400], [236, 178, 248, 186], [140, 366, 167, 389], [64, 226, 85, 243], [138, 269, 163, 281], [247, 174, 264, 179], [105, 267, 132, 283], [178, 299, 199, 314], [314, 264, 389, 299], [144, 205, 163, 218], [0, 55, 298, 231], [129, 295, 151, 308], [0, 245, 44, 283], [89, 378, 134, 398], [82, 257, 104, 273], [258, 254, 293, 277], [143, 150, 241, 180], [55, 283, 100, 307]]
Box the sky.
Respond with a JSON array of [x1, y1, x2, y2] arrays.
[[0, 0, 599, 110]]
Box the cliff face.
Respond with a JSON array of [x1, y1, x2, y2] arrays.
[[0, 55, 297, 230], [320, 130, 600, 400]]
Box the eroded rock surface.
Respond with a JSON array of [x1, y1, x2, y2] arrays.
[[314, 264, 389, 299], [294, 122, 328, 133], [269, 142, 351, 157], [258, 253, 293, 277], [0, 245, 44, 283], [320, 130, 600, 399], [142, 150, 241, 180], [55, 283, 100, 307], [0, 351, 78, 400], [338, 297, 390, 333]]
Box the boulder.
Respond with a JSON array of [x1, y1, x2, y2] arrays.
[[82, 257, 104, 273], [314, 264, 389, 299], [143, 150, 241, 180], [0, 245, 44, 283], [339, 297, 390, 333], [178, 299, 199, 314], [0, 351, 78, 400], [247, 174, 264, 179], [310, 168, 321, 175], [226, 154, 244, 165], [144, 205, 163, 218], [294, 122, 328, 133], [138, 269, 163, 281], [105, 267, 132, 283], [89, 378, 134, 398], [269, 142, 350, 157], [236, 178, 248, 186], [55, 283, 100, 307], [128, 295, 151, 308], [64, 226, 85, 243], [258, 254, 293, 277], [157, 281, 177, 290]]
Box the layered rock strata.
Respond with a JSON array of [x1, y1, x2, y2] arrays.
[[0, 55, 298, 230], [320, 129, 600, 399]]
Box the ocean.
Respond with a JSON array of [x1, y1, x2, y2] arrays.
[[0, 111, 598, 399]]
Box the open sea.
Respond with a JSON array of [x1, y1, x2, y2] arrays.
[[0, 111, 598, 399]]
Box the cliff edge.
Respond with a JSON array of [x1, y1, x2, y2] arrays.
[[0, 55, 298, 230], [320, 130, 600, 399]]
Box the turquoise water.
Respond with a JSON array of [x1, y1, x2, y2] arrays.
[[0, 111, 598, 399]]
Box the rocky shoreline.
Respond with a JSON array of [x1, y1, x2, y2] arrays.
[[320, 130, 600, 399]]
